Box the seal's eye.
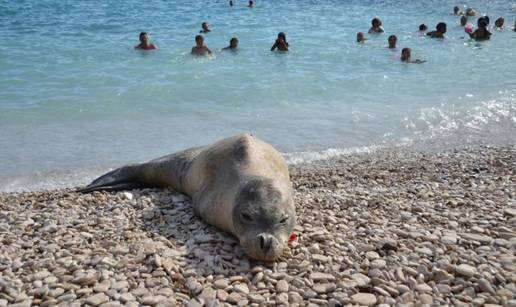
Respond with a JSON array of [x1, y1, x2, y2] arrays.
[[279, 216, 289, 224], [242, 213, 253, 222]]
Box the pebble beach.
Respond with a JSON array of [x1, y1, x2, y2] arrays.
[[0, 145, 515, 307]]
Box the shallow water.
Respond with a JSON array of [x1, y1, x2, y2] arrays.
[[1, 0, 515, 191]]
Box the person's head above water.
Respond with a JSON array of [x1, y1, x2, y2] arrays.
[[195, 34, 204, 46], [271, 32, 289, 51], [388, 35, 397, 48], [248, 0, 254, 7], [401, 47, 411, 62], [466, 8, 476, 16], [229, 37, 238, 48], [494, 17, 504, 28], [478, 19, 488, 29], [372, 18, 382, 28], [453, 6, 460, 15], [436, 22, 447, 33], [139, 32, 148, 44], [460, 15, 468, 27], [135, 32, 157, 50], [229, 0, 233, 6], [201, 22, 211, 33], [356, 32, 366, 43], [369, 18, 385, 33], [419, 24, 428, 31]]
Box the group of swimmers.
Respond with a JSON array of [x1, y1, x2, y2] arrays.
[[135, 3, 515, 63], [355, 7, 515, 63], [134, 22, 289, 56]]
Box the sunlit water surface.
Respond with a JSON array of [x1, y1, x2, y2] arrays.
[[1, 0, 515, 191]]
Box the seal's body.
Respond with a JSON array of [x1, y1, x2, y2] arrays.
[[79, 134, 296, 260]]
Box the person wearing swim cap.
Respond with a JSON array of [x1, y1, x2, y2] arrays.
[[134, 32, 158, 50], [426, 22, 447, 38]]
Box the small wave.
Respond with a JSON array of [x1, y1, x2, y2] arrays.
[[284, 144, 382, 165]]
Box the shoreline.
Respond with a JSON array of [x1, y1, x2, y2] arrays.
[[0, 145, 515, 306]]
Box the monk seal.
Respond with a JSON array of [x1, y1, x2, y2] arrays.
[[78, 134, 296, 261]]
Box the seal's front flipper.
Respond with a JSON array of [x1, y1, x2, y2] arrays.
[[76, 165, 142, 193]]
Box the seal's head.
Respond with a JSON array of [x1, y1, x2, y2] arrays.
[[233, 177, 296, 261]]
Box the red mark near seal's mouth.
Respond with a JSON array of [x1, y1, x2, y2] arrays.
[[288, 232, 297, 243]]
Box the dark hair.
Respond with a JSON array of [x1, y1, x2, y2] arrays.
[[139, 32, 147, 40], [477, 17, 485, 27], [372, 18, 381, 26], [453, 6, 459, 12], [278, 32, 286, 41], [419, 24, 428, 31], [401, 47, 411, 60], [484, 15, 490, 24], [478, 20, 488, 28], [195, 35, 203, 41], [230, 37, 238, 43], [436, 22, 447, 32], [388, 35, 397, 40]]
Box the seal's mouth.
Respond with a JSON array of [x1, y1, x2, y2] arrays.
[[240, 233, 286, 261]]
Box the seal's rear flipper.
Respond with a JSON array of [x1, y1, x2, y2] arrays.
[[76, 166, 143, 193]]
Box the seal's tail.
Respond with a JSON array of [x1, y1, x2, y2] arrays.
[[76, 165, 148, 193]]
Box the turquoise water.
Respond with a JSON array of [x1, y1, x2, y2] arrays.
[[1, 0, 515, 191]]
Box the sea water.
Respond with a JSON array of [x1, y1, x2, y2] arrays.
[[1, 0, 515, 191]]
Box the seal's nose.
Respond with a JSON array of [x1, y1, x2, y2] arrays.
[[258, 233, 273, 253]]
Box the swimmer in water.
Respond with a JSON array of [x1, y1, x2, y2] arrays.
[[453, 6, 463, 15], [460, 15, 468, 27], [134, 32, 158, 50], [271, 32, 289, 51], [368, 18, 385, 33], [200, 22, 211, 33], [466, 8, 476, 16], [191, 35, 212, 56], [356, 32, 367, 43], [419, 24, 428, 32], [229, 0, 234, 6], [426, 22, 447, 38], [388, 35, 397, 49], [222, 37, 239, 51], [469, 19, 492, 40], [494, 17, 504, 29], [248, 0, 254, 7], [401, 48, 426, 64]]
